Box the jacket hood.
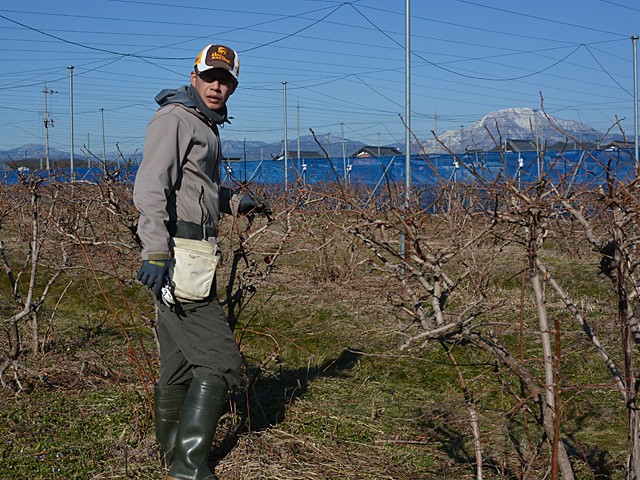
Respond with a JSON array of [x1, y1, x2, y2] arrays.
[[154, 85, 229, 125]]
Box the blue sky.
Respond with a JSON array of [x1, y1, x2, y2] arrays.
[[0, 0, 638, 155]]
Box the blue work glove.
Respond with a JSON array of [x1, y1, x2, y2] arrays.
[[137, 259, 170, 299], [238, 194, 272, 216]]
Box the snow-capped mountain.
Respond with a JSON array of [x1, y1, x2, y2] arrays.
[[423, 108, 605, 153], [0, 108, 620, 163]]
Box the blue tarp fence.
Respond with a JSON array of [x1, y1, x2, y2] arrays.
[[1, 149, 636, 188], [221, 149, 637, 188]]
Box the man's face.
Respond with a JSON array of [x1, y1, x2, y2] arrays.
[[190, 68, 237, 110]]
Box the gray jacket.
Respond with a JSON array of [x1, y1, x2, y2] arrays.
[[134, 86, 240, 260]]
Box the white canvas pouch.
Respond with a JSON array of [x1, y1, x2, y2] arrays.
[[169, 237, 220, 302]]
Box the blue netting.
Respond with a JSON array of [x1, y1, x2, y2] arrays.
[[1, 149, 635, 187]]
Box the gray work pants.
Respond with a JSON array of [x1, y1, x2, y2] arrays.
[[155, 297, 242, 389]]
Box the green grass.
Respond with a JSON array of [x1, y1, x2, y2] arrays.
[[1, 388, 157, 479]]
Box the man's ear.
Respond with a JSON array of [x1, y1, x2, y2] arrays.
[[190, 70, 197, 87], [229, 81, 238, 95]]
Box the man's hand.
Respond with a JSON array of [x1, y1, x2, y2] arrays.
[[238, 194, 272, 217], [137, 259, 170, 298]]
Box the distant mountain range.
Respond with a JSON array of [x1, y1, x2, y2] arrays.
[[421, 107, 616, 153], [0, 108, 624, 165], [220, 135, 368, 161]]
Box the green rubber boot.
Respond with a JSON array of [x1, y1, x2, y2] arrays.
[[166, 377, 227, 480], [154, 383, 189, 469]]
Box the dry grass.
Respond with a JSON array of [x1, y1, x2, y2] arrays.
[[217, 428, 420, 480], [0, 181, 632, 479]]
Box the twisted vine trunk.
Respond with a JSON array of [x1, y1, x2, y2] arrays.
[[528, 211, 574, 479], [472, 332, 575, 479], [441, 341, 483, 479], [611, 206, 640, 480]]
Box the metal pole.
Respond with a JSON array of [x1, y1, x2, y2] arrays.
[[633, 36, 639, 256], [633, 35, 639, 169], [42, 82, 47, 170], [341, 122, 346, 182], [283, 81, 288, 194], [400, 0, 411, 266], [100, 107, 106, 173], [43, 81, 54, 171], [297, 101, 301, 161], [68, 65, 75, 181], [404, 0, 411, 208], [534, 109, 541, 178]]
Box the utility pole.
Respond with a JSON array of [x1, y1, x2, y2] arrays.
[[282, 81, 288, 194], [401, 0, 411, 269], [434, 112, 440, 167], [297, 102, 306, 184], [87, 133, 91, 170], [68, 65, 75, 181], [435, 111, 439, 137], [43, 82, 56, 171], [100, 108, 107, 172], [404, 0, 411, 207], [633, 35, 639, 168], [534, 109, 541, 178], [341, 122, 346, 182], [297, 101, 301, 161]]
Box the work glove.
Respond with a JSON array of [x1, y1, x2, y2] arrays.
[[238, 194, 272, 217], [137, 259, 170, 299]]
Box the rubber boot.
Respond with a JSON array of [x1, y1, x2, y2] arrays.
[[166, 377, 227, 480], [154, 383, 189, 469]]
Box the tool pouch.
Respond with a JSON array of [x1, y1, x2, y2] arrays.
[[169, 237, 220, 302]]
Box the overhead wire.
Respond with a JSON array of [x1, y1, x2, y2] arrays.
[[598, 0, 640, 13], [350, 3, 587, 82], [452, 0, 628, 38], [239, 3, 347, 53], [1, 3, 628, 89], [0, 5, 350, 80], [583, 45, 633, 96], [363, 4, 609, 47], [0, 1, 637, 150], [0, 3, 347, 60]]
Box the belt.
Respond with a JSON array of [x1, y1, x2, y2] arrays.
[[169, 221, 218, 240]]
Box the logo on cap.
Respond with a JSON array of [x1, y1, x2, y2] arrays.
[[195, 44, 239, 80], [210, 46, 231, 66]]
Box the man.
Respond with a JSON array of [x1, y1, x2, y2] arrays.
[[134, 44, 268, 480]]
